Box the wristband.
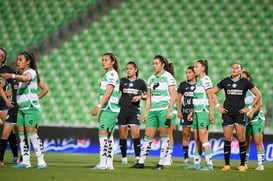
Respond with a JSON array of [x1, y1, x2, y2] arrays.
[[215, 104, 220, 108], [97, 104, 102, 108], [248, 105, 252, 110], [12, 74, 15, 79]]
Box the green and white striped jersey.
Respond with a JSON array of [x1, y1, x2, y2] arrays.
[[17, 69, 40, 110], [99, 69, 120, 112], [148, 71, 176, 111], [193, 75, 213, 113], [245, 90, 265, 122]]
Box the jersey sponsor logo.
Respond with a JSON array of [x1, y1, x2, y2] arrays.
[[152, 82, 160, 89], [122, 88, 139, 94], [14, 84, 18, 90], [190, 86, 195, 90], [232, 83, 237, 88], [129, 83, 134, 87], [227, 89, 243, 95], [184, 92, 194, 97]]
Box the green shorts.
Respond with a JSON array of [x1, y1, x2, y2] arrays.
[[99, 109, 119, 132], [146, 109, 171, 128], [192, 111, 210, 130], [17, 107, 41, 128], [246, 118, 265, 135]]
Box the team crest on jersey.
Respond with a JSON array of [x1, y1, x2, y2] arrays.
[[161, 77, 164, 82], [129, 83, 133, 87], [190, 86, 195, 90], [232, 83, 237, 88]]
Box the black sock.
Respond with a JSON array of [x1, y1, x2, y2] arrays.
[[0, 139, 8, 161], [119, 139, 127, 157], [183, 146, 189, 159], [133, 138, 141, 157], [239, 142, 246, 166], [8, 131, 18, 158], [224, 140, 231, 165]]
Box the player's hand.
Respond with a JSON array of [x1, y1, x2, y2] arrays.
[[91, 107, 100, 116], [132, 95, 141, 102], [177, 110, 182, 119], [217, 106, 228, 114], [209, 113, 215, 124], [239, 107, 250, 114], [142, 113, 147, 124], [247, 112, 253, 120], [5, 100, 14, 108], [187, 112, 193, 121], [166, 111, 172, 120], [0, 73, 12, 80]]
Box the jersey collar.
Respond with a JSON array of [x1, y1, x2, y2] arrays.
[[229, 75, 242, 82]]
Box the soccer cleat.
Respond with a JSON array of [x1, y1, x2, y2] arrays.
[[13, 163, 31, 168], [106, 166, 114, 170], [255, 165, 264, 171], [184, 163, 200, 170], [37, 163, 47, 169], [91, 165, 106, 170], [152, 164, 164, 170], [221, 165, 231, 171], [130, 163, 144, 169], [0, 161, 4, 166], [135, 156, 140, 164], [238, 165, 246, 172], [13, 158, 19, 165], [237, 164, 248, 170], [121, 157, 128, 164], [183, 158, 190, 165], [200, 164, 214, 171]]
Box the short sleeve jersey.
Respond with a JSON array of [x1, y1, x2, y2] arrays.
[[0, 65, 17, 107], [177, 81, 196, 114], [99, 69, 120, 112], [193, 75, 213, 112], [148, 71, 176, 111], [244, 90, 264, 121], [217, 76, 254, 114], [119, 77, 147, 111], [17, 69, 40, 110]]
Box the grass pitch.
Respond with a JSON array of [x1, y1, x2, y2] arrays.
[[0, 152, 272, 181]]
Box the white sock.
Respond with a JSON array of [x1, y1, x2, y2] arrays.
[[257, 153, 264, 166], [99, 136, 108, 167], [106, 135, 114, 168], [203, 143, 213, 166], [245, 153, 250, 165], [138, 137, 153, 164], [28, 133, 46, 165], [194, 151, 202, 165], [166, 146, 173, 161], [159, 136, 169, 165], [19, 134, 30, 165]]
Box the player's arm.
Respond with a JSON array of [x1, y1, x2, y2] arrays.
[[167, 85, 176, 120], [240, 87, 262, 114], [213, 86, 228, 114], [142, 89, 151, 123], [176, 93, 182, 119], [248, 98, 263, 120], [38, 82, 49, 99], [0, 81, 13, 108], [1, 73, 31, 82], [206, 88, 215, 124]]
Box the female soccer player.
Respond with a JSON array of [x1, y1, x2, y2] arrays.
[[132, 55, 176, 170], [91, 52, 120, 170], [213, 63, 262, 172], [117, 61, 147, 164], [184, 60, 214, 171], [177, 66, 196, 164], [0, 48, 19, 165], [1, 51, 47, 169], [242, 71, 265, 171]]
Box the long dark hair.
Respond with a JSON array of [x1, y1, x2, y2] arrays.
[[242, 71, 253, 82], [153, 55, 175, 77], [0, 48, 7, 64], [127, 61, 139, 77], [104, 52, 120, 78], [19, 51, 40, 83], [196, 60, 208, 75]]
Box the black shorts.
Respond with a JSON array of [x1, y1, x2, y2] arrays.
[[5, 107, 18, 124], [117, 108, 140, 127], [222, 113, 246, 127], [0, 105, 8, 111], [180, 113, 193, 127]]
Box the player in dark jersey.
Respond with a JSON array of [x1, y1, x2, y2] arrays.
[[0, 48, 19, 165], [213, 62, 262, 172], [177, 66, 196, 164], [117, 61, 147, 164]]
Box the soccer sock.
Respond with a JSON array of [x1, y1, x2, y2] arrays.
[[224, 140, 231, 165], [132, 138, 141, 157], [99, 135, 108, 167], [28, 132, 46, 165], [119, 139, 127, 158], [245, 150, 250, 166], [166, 146, 173, 161], [183, 146, 189, 159], [239, 142, 246, 166], [19, 132, 30, 165], [8, 130, 18, 158], [159, 135, 169, 165], [204, 150, 213, 165], [0, 139, 8, 161], [257, 151, 264, 166], [193, 151, 202, 165], [138, 136, 153, 164], [106, 135, 114, 167]]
